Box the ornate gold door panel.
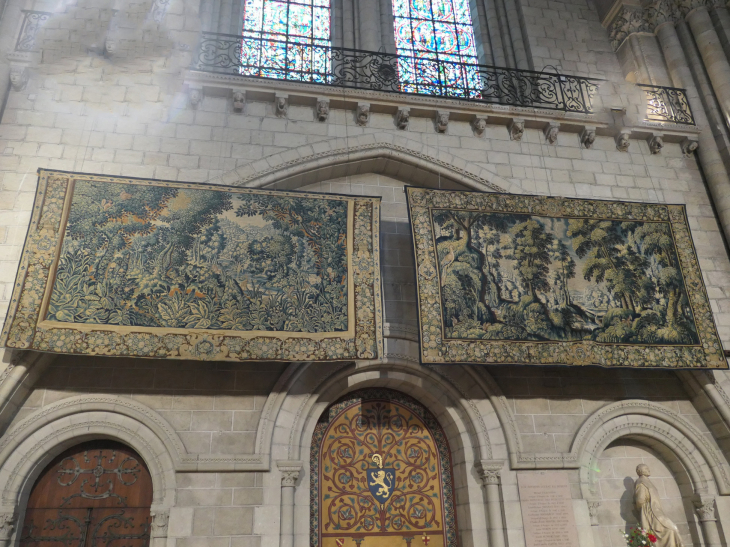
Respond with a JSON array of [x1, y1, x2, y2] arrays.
[[19, 441, 152, 547], [311, 389, 457, 547]]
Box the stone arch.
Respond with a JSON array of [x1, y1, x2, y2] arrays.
[[572, 400, 730, 499], [208, 138, 516, 193], [0, 395, 180, 521], [257, 358, 513, 547]]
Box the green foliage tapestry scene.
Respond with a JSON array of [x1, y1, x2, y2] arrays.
[[406, 187, 726, 369], [1, 170, 383, 361]]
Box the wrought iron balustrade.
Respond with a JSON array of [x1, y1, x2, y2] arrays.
[[639, 84, 695, 125], [15, 10, 52, 51], [192, 32, 600, 114]]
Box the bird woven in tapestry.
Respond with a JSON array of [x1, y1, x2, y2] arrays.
[[406, 186, 726, 369], [1, 169, 383, 362]]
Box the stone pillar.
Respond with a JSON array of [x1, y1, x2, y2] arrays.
[[686, 7, 730, 126], [710, 1, 730, 61], [356, 0, 382, 51], [481, 0, 507, 66], [656, 21, 730, 245], [278, 460, 303, 547], [0, 512, 15, 547], [629, 34, 653, 84], [477, 461, 505, 547], [503, 0, 529, 69], [695, 498, 722, 547], [378, 0, 396, 54], [150, 509, 170, 547]]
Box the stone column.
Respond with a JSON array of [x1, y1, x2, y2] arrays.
[[710, 1, 730, 61], [0, 512, 15, 547], [656, 21, 730, 245], [629, 34, 653, 84], [378, 0, 396, 54], [149, 509, 170, 547], [278, 461, 303, 547], [356, 0, 382, 51], [686, 7, 730, 126], [477, 461, 505, 547], [481, 0, 507, 66], [695, 498, 722, 547]]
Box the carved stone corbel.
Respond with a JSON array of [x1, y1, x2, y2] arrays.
[[580, 126, 596, 148], [9, 64, 29, 92], [436, 111, 449, 133], [586, 500, 600, 526], [104, 39, 116, 57], [616, 131, 631, 152], [648, 133, 664, 154], [396, 107, 410, 130], [188, 86, 202, 109], [681, 136, 699, 156], [316, 97, 330, 121], [509, 118, 525, 141], [544, 121, 560, 144], [232, 91, 245, 113], [473, 116, 487, 136], [0, 512, 15, 547], [356, 102, 370, 126], [275, 93, 289, 118]]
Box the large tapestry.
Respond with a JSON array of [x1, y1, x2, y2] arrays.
[[406, 187, 726, 368], [311, 388, 457, 547], [1, 170, 383, 361]]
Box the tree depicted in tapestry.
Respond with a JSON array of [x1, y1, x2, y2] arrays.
[[1, 171, 383, 362], [407, 187, 726, 368]]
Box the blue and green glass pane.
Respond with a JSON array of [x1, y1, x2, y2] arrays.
[[241, 0, 331, 81], [392, 0, 480, 97]]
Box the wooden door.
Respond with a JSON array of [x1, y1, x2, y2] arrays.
[[311, 389, 458, 547], [19, 440, 152, 547]]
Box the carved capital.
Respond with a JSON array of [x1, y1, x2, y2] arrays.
[[436, 111, 449, 133], [694, 498, 716, 521], [150, 510, 170, 537], [473, 116, 487, 136], [189, 86, 202, 109], [476, 460, 503, 485], [646, 0, 680, 30], [356, 102, 370, 126], [509, 118, 525, 141], [277, 460, 304, 488], [9, 64, 29, 92], [616, 131, 631, 152], [608, 6, 651, 51], [681, 136, 699, 156], [396, 107, 410, 130], [648, 133, 664, 154], [580, 126, 596, 148], [275, 93, 289, 118], [586, 501, 600, 526], [316, 97, 330, 121], [232, 91, 245, 113], [0, 512, 15, 541], [544, 121, 560, 144]]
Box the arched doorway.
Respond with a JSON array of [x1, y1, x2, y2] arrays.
[[19, 440, 153, 547], [311, 388, 457, 547]]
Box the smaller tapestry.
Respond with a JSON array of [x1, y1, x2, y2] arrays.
[[406, 187, 726, 368], [311, 388, 457, 547], [1, 170, 383, 362]]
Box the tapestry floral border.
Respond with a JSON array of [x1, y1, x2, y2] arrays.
[[0, 170, 383, 362], [406, 187, 726, 369], [309, 388, 458, 547]]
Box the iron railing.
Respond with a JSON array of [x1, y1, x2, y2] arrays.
[[639, 84, 695, 125], [15, 10, 52, 51], [192, 32, 601, 114]]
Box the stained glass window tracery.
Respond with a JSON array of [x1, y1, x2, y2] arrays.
[[392, 0, 481, 97], [241, 0, 331, 81]]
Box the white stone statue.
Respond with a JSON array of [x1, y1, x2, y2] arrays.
[[634, 464, 685, 547]]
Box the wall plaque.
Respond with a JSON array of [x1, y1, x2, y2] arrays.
[[517, 472, 579, 547], [1, 170, 383, 362], [406, 187, 726, 368]]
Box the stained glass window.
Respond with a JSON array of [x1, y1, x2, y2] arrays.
[[241, 0, 331, 82], [392, 0, 481, 97]]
